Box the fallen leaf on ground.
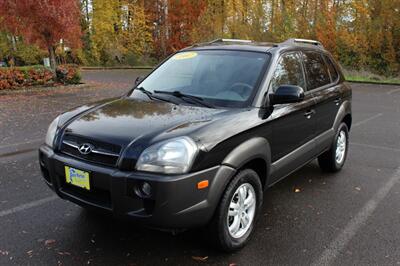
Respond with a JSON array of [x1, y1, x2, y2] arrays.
[[0, 250, 9, 256], [45, 239, 56, 246], [294, 188, 301, 193], [58, 251, 71, 256], [355, 187, 361, 191], [192, 256, 208, 262]]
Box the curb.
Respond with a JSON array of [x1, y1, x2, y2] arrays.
[[0, 84, 95, 96], [346, 80, 400, 86]]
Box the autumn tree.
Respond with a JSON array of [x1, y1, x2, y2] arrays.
[[146, 0, 206, 58], [89, 0, 152, 65], [167, 0, 206, 53], [2, 0, 399, 74], [119, 0, 153, 60], [0, 0, 82, 69], [0, 32, 45, 65]]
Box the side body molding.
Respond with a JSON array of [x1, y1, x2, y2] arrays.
[[222, 137, 271, 179]]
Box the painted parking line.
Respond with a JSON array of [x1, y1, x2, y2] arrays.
[[11, 111, 60, 118], [387, 88, 400, 95], [352, 113, 383, 127], [0, 148, 37, 159], [0, 196, 58, 218], [0, 138, 42, 150], [350, 142, 400, 153], [311, 167, 400, 266]]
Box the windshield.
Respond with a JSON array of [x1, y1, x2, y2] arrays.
[[131, 50, 270, 108]]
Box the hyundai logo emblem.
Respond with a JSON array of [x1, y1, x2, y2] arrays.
[[78, 143, 94, 155]]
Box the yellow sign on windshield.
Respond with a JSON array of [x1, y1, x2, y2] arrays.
[[173, 52, 198, 60]]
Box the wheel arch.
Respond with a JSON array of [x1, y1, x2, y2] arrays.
[[333, 100, 352, 132], [342, 113, 352, 131], [221, 137, 271, 189]]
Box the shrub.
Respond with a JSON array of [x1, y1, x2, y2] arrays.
[[0, 64, 82, 90], [55, 64, 81, 84], [26, 67, 54, 86], [0, 66, 54, 90]]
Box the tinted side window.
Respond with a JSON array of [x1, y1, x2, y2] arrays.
[[324, 55, 339, 82], [270, 53, 306, 92], [302, 52, 330, 90]]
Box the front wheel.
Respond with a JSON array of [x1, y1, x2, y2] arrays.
[[318, 123, 349, 172], [208, 169, 263, 252]]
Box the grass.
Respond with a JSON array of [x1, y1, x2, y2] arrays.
[[2, 65, 51, 71], [343, 69, 400, 85], [345, 75, 400, 85]]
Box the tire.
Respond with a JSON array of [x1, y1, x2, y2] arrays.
[[208, 169, 263, 252], [318, 122, 349, 172]]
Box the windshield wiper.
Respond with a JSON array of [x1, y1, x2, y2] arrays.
[[135, 87, 179, 105], [153, 90, 214, 108], [135, 87, 152, 99]]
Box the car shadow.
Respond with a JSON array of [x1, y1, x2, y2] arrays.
[[64, 161, 336, 265]]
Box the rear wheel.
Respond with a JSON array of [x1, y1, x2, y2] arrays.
[[208, 169, 263, 252], [318, 123, 349, 172]]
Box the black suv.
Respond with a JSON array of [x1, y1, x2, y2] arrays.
[[39, 38, 352, 251]]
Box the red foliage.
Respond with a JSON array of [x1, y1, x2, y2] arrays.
[[0, 67, 54, 90], [146, 0, 206, 58], [0, 0, 82, 50], [27, 68, 55, 85], [167, 0, 207, 52], [0, 64, 81, 90], [56, 64, 81, 84]]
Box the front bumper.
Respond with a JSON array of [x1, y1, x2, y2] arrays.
[[39, 145, 235, 229]]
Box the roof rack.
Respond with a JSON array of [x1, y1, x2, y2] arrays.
[[209, 38, 253, 44], [281, 38, 323, 47]]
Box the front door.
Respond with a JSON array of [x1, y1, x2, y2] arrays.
[[267, 52, 317, 182]]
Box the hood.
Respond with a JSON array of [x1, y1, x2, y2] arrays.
[[62, 98, 230, 147]]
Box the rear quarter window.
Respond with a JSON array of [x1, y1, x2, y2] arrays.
[[302, 52, 331, 90]]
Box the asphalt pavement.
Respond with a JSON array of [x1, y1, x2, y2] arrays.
[[0, 70, 399, 265]]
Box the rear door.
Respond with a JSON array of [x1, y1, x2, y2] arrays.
[[301, 51, 342, 150]]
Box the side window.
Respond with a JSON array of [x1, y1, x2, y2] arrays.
[[302, 52, 330, 90], [270, 53, 306, 92], [324, 55, 339, 82]]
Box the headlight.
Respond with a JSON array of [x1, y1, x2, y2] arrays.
[[45, 116, 60, 147], [136, 137, 198, 174]]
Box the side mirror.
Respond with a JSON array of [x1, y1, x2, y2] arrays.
[[269, 85, 305, 105], [134, 76, 144, 86]]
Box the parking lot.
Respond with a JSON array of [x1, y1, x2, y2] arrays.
[[0, 70, 399, 265]]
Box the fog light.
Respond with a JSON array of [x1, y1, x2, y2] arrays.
[[138, 181, 152, 198]]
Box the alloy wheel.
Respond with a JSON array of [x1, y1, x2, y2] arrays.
[[227, 183, 256, 239]]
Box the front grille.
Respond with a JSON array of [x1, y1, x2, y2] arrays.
[[60, 134, 121, 167]]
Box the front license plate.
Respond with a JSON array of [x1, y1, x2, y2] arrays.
[[65, 166, 90, 190]]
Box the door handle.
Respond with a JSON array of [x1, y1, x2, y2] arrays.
[[334, 98, 342, 106], [304, 110, 315, 119]]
